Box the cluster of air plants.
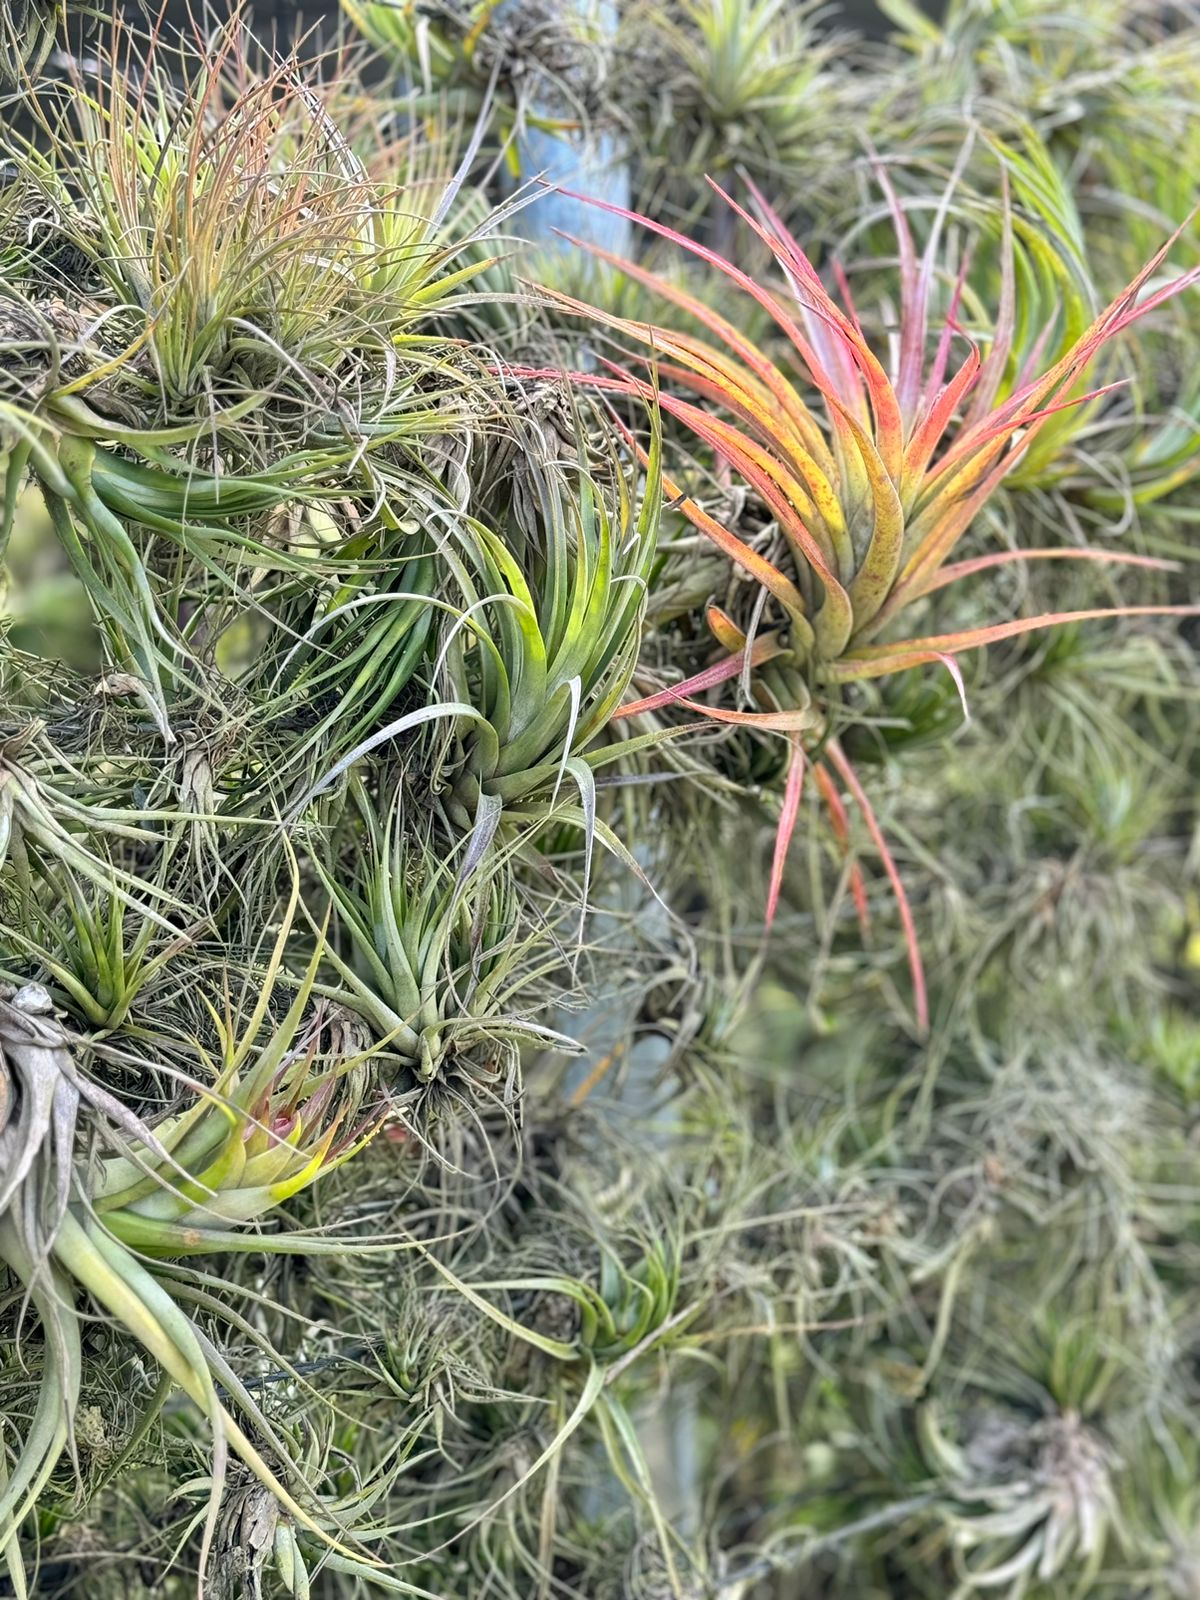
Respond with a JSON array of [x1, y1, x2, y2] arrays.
[[870, 0, 1200, 141], [1, 3, 1197, 1598], [341, 0, 859, 234]]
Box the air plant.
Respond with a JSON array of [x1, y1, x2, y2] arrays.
[[0, 723, 186, 929], [533, 165, 1200, 1023], [902, 1301, 1144, 1598], [1077, 357, 1200, 532], [251, 500, 445, 789], [342, 0, 617, 165], [873, 0, 1200, 148], [0, 864, 175, 1031], [621, 0, 849, 220], [876, 606, 1200, 1016], [896, 132, 1097, 500], [1119, 1421, 1200, 1599], [207, 1415, 441, 1600], [409, 1184, 694, 1596], [917, 1402, 1120, 1596], [3, 6, 1199, 1594], [12, 26, 496, 447], [307, 778, 577, 1089], [296, 411, 670, 886], [0, 873, 385, 1590], [0, 19, 511, 736], [1124, 1005, 1200, 1102], [433, 420, 666, 839], [1088, 99, 1200, 287]]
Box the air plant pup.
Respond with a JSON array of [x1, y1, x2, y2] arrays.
[[531, 166, 1200, 1026], [306, 779, 582, 1089]]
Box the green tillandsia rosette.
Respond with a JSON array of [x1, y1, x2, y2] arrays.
[[306, 777, 579, 1091], [295, 410, 674, 893]]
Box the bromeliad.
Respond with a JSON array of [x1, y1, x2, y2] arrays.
[[308, 779, 578, 1088], [0, 868, 384, 1591], [530, 170, 1200, 1026], [296, 411, 676, 897]]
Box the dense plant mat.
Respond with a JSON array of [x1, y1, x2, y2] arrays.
[[1, 4, 1198, 1597]]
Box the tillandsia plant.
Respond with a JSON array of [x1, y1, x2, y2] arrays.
[[297, 407, 670, 884], [0, 18, 506, 735], [825, 134, 1200, 561], [0, 873, 391, 1592], [530, 165, 1200, 1022], [430, 415, 667, 845], [870, 1294, 1146, 1599], [307, 777, 578, 1091], [962, 132, 1200, 525], [620, 0, 850, 222], [4, 4, 1200, 1596], [10, 24, 495, 447], [0, 856, 173, 1032], [0, 1, 87, 88], [840, 132, 1098, 501], [372, 1145, 699, 1596], [872, 0, 1200, 148]]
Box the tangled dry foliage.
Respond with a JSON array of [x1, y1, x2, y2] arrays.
[[0, 2, 1198, 1597]]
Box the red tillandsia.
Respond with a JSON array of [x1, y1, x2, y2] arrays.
[[524, 173, 1200, 1030]]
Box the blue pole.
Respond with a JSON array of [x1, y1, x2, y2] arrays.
[[498, 0, 632, 259]]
